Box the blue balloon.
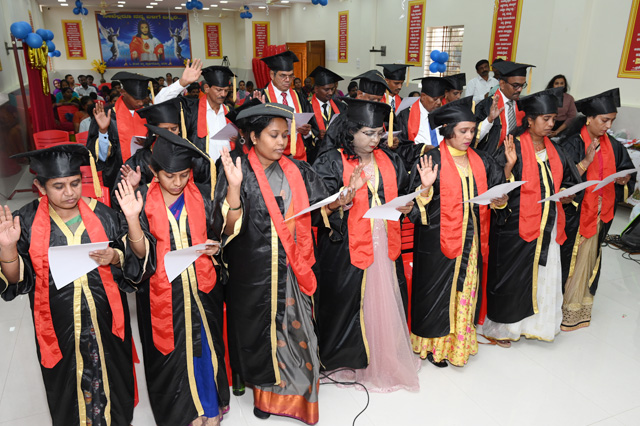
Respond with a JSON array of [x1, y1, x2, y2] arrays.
[[54, 50, 61, 57], [198, 1, 204, 9], [186, 2, 194, 10], [438, 51, 449, 63], [429, 62, 439, 73], [46, 41, 55, 51], [73, 7, 81, 14], [430, 50, 441, 61], [319, 0, 328, 5], [75, 0, 82, 6], [48, 51, 55, 57], [25, 33, 43, 49], [82, 7, 88, 15], [240, 11, 246, 18], [10, 21, 32, 40], [247, 12, 252, 18], [47, 30, 55, 41], [311, 0, 319, 4], [36, 29, 48, 40], [437, 63, 447, 73]]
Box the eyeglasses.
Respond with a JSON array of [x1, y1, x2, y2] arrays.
[[506, 81, 528, 90], [360, 130, 385, 140]]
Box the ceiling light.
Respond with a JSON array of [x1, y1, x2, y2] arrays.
[[57, 0, 66, 2], [281, 0, 289, 2], [175, 6, 182, 8], [150, 2, 157, 4], [146, 5, 153, 8], [258, 6, 265, 8], [117, 1, 126, 3], [219, 1, 227, 3], [61, 3, 69, 5], [203, 7, 209, 9], [117, 4, 123, 6], [212, 4, 218, 6]]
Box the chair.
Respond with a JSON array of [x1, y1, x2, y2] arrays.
[[82, 183, 111, 207], [75, 131, 89, 146], [80, 165, 104, 186], [54, 104, 79, 132], [33, 130, 72, 149], [401, 217, 414, 330]]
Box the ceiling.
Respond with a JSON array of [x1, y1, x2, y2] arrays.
[[37, 0, 308, 13]]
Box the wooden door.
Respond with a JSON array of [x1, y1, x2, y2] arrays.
[[306, 40, 325, 79], [286, 42, 307, 81]]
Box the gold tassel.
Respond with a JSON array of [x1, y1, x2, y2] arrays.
[[182, 133, 216, 200], [233, 75, 237, 103], [472, 100, 476, 114], [290, 114, 297, 157], [149, 81, 155, 103], [406, 66, 410, 87], [180, 103, 188, 138], [388, 109, 395, 148], [88, 151, 103, 198], [527, 67, 532, 95]]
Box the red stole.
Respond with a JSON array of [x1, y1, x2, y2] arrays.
[[30, 197, 125, 368], [439, 144, 490, 323], [341, 150, 401, 270], [247, 148, 316, 295], [114, 97, 148, 162], [197, 97, 230, 139], [580, 126, 617, 238], [496, 91, 525, 147], [311, 94, 340, 132], [407, 102, 422, 142], [144, 177, 216, 355], [266, 82, 306, 161], [519, 131, 567, 245]]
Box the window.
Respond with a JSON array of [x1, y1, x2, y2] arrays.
[[423, 25, 464, 77]]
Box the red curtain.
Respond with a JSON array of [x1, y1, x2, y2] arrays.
[[23, 46, 55, 134], [252, 44, 287, 90]]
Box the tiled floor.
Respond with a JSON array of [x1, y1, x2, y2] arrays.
[[1, 171, 639, 425]]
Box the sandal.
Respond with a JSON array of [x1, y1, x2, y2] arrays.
[[426, 352, 448, 368]]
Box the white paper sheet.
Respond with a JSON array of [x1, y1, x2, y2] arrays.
[[465, 181, 527, 205], [48, 241, 111, 290], [395, 97, 419, 114], [211, 122, 238, 141], [293, 113, 315, 125], [285, 189, 348, 221], [130, 136, 146, 156], [539, 180, 600, 203], [592, 169, 638, 191], [363, 191, 422, 221], [328, 112, 341, 126], [164, 242, 220, 282]]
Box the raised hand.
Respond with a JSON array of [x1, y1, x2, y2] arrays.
[[416, 155, 439, 191], [196, 239, 220, 256], [0, 205, 20, 249], [179, 58, 203, 87], [120, 165, 142, 188], [115, 180, 144, 218], [252, 91, 266, 104], [488, 93, 505, 123], [220, 147, 243, 189], [504, 134, 517, 166], [94, 102, 112, 133], [349, 163, 368, 191], [584, 138, 600, 165]]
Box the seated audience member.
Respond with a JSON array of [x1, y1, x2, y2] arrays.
[[56, 87, 80, 106], [86, 74, 97, 88], [56, 81, 79, 103], [73, 96, 94, 133], [465, 59, 498, 102], [348, 81, 358, 98], [236, 80, 247, 100], [186, 82, 201, 99], [547, 75, 577, 137]]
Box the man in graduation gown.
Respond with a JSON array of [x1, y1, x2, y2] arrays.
[[306, 66, 346, 164], [442, 73, 466, 105], [87, 71, 154, 189], [0, 145, 154, 426], [475, 61, 535, 153], [259, 51, 313, 162], [378, 63, 414, 112], [395, 76, 451, 170]]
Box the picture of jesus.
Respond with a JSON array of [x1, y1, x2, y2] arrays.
[[129, 20, 164, 61]]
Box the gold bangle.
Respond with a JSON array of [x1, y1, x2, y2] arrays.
[[127, 234, 145, 243], [577, 161, 587, 172], [0, 255, 19, 263]]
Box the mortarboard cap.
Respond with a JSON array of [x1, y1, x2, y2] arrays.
[[260, 51, 299, 72], [225, 98, 262, 126], [308, 66, 343, 86], [342, 97, 391, 128], [491, 61, 535, 78], [112, 71, 154, 100], [413, 76, 451, 98], [136, 98, 182, 125], [11, 144, 90, 180], [575, 88, 620, 116], [148, 124, 210, 173], [444, 73, 466, 91], [352, 70, 390, 96], [428, 96, 476, 129], [202, 66, 236, 88], [516, 87, 564, 115], [377, 64, 414, 81]]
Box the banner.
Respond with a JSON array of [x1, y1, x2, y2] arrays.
[[405, 0, 425, 65], [338, 11, 348, 63], [488, 0, 523, 62], [618, 0, 640, 78], [253, 22, 270, 58], [62, 20, 86, 60], [204, 22, 222, 59], [95, 12, 191, 68]]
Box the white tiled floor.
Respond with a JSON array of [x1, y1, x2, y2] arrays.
[[1, 175, 639, 425]]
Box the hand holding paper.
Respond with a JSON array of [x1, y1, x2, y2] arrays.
[[211, 122, 239, 141], [363, 191, 421, 221], [592, 169, 638, 191], [48, 241, 111, 290], [465, 181, 526, 205], [285, 189, 350, 221], [539, 181, 599, 203], [164, 242, 220, 282]]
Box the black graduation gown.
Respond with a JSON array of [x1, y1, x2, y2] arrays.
[[312, 148, 409, 371], [407, 148, 505, 338], [0, 198, 155, 426], [212, 157, 329, 386], [395, 106, 432, 172], [559, 132, 636, 294], [487, 139, 581, 324], [136, 183, 229, 426], [474, 95, 505, 153], [306, 99, 347, 164]]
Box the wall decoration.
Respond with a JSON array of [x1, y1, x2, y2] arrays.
[[62, 20, 86, 59], [405, 0, 425, 65], [488, 0, 523, 62], [338, 11, 348, 63], [618, 0, 640, 79], [204, 22, 222, 59], [253, 21, 270, 59]]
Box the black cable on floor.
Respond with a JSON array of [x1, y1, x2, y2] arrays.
[[320, 368, 370, 426], [602, 235, 640, 266]]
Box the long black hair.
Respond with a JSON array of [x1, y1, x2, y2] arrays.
[[545, 74, 569, 93], [323, 114, 366, 160]]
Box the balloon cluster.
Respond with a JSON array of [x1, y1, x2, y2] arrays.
[[10, 21, 61, 56], [73, 0, 88, 15], [311, 0, 329, 5], [240, 5, 253, 19], [186, 0, 204, 10], [429, 50, 449, 73]]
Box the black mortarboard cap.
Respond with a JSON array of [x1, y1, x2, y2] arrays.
[[225, 98, 262, 125], [136, 98, 182, 125], [352, 70, 390, 96], [201, 66, 236, 88], [236, 102, 295, 122], [413, 77, 451, 98], [444, 73, 466, 91], [148, 124, 209, 173], [260, 51, 299, 72], [11, 144, 90, 179], [112, 71, 154, 100], [428, 96, 476, 129], [575, 88, 621, 116], [308, 66, 343, 86], [342, 97, 391, 128], [491, 61, 535, 78], [377, 64, 414, 81], [516, 87, 564, 115]]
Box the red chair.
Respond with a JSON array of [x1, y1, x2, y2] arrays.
[[54, 104, 79, 132], [82, 183, 111, 207], [33, 130, 72, 149], [80, 165, 104, 186], [75, 131, 89, 146], [401, 217, 415, 330]]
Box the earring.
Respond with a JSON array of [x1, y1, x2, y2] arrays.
[[239, 136, 246, 145]]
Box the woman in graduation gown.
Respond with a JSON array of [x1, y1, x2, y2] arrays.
[[214, 103, 329, 424], [407, 97, 507, 367], [0, 145, 153, 426], [559, 88, 636, 331], [483, 88, 582, 344], [312, 98, 419, 391], [133, 125, 228, 426]]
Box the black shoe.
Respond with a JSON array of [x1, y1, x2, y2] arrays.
[[253, 407, 271, 420], [232, 372, 245, 396], [427, 352, 448, 368]]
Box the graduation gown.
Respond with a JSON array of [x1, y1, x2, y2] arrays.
[[213, 156, 329, 386], [136, 183, 229, 426], [307, 96, 346, 164], [395, 105, 434, 171], [487, 137, 581, 324], [407, 148, 505, 338], [474, 93, 524, 153], [560, 131, 636, 294], [312, 148, 409, 371], [0, 198, 154, 426]]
